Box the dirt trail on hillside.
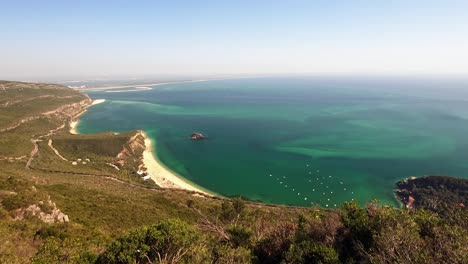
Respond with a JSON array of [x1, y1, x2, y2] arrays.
[[26, 139, 39, 169], [23, 99, 91, 168], [47, 139, 68, 161]]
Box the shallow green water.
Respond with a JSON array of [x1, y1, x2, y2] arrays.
[[78, 77, 468, 207]]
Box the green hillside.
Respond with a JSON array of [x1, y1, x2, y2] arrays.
[[0, 81, 466, 263]]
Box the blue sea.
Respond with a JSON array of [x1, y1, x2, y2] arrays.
[[76, 76, 468, 207]]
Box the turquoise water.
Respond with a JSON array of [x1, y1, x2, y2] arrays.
[[77, 77, 468, 207]]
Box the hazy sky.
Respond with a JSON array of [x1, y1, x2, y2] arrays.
[[1, 0, 468, 80]]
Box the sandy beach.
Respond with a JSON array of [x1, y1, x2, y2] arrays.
[[69, 120, 80, 134], [141, 131, 213, 196], [91, 99, 106, 105], [69, 98, 212, 196]]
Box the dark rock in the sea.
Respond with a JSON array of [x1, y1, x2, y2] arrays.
[[191, 132, 206, 140]]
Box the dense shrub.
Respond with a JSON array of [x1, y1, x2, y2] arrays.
[[97, 218, 200, 264], [32, 237, 96, 264], [227, 225, 252, 248], [284, 240, 339, 264]]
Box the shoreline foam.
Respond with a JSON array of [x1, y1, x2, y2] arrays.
[[141, 131, 213, 196]]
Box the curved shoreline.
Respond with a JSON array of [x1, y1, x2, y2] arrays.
[[141, 131, 215, 196], [70, 99, 215, 197], [69, 99, 106, 134]]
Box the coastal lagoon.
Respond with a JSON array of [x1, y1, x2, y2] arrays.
[[77, 77, 468, 207]]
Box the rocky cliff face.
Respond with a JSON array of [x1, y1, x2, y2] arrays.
[[115, 130, 146, 168]]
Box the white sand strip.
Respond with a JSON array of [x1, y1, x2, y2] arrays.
[[141, 132, 213, 196], [69, 120, 79, 134], [91, 99, 106, 105]]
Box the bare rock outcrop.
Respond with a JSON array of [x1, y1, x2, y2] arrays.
[[14, 196, 70, 224], [115, 130, 146, 168]]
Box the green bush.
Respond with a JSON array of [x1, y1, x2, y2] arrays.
[[2, 194, 30, 211], [221, 200, 236, 222], [227, 225, 252, 248], [285, 240, 339, 264], [97, 218, 200, 263], [232, 197, 246, 215], [211, 244, 251, 264], [341, 201, 374, 249], [34, 225, 68, 240], [32, 237, 97, 264]]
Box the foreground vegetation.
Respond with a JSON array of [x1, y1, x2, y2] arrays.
[[28, 197, 468, 263], [1, 81, 467, 263]]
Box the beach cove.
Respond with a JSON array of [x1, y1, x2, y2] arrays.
[[71, 98, 213, 197], [74, 77, 468, 207]]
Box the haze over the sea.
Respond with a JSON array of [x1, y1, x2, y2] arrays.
[[76, 77, 468, 206], [1, 1, 467, 81]]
